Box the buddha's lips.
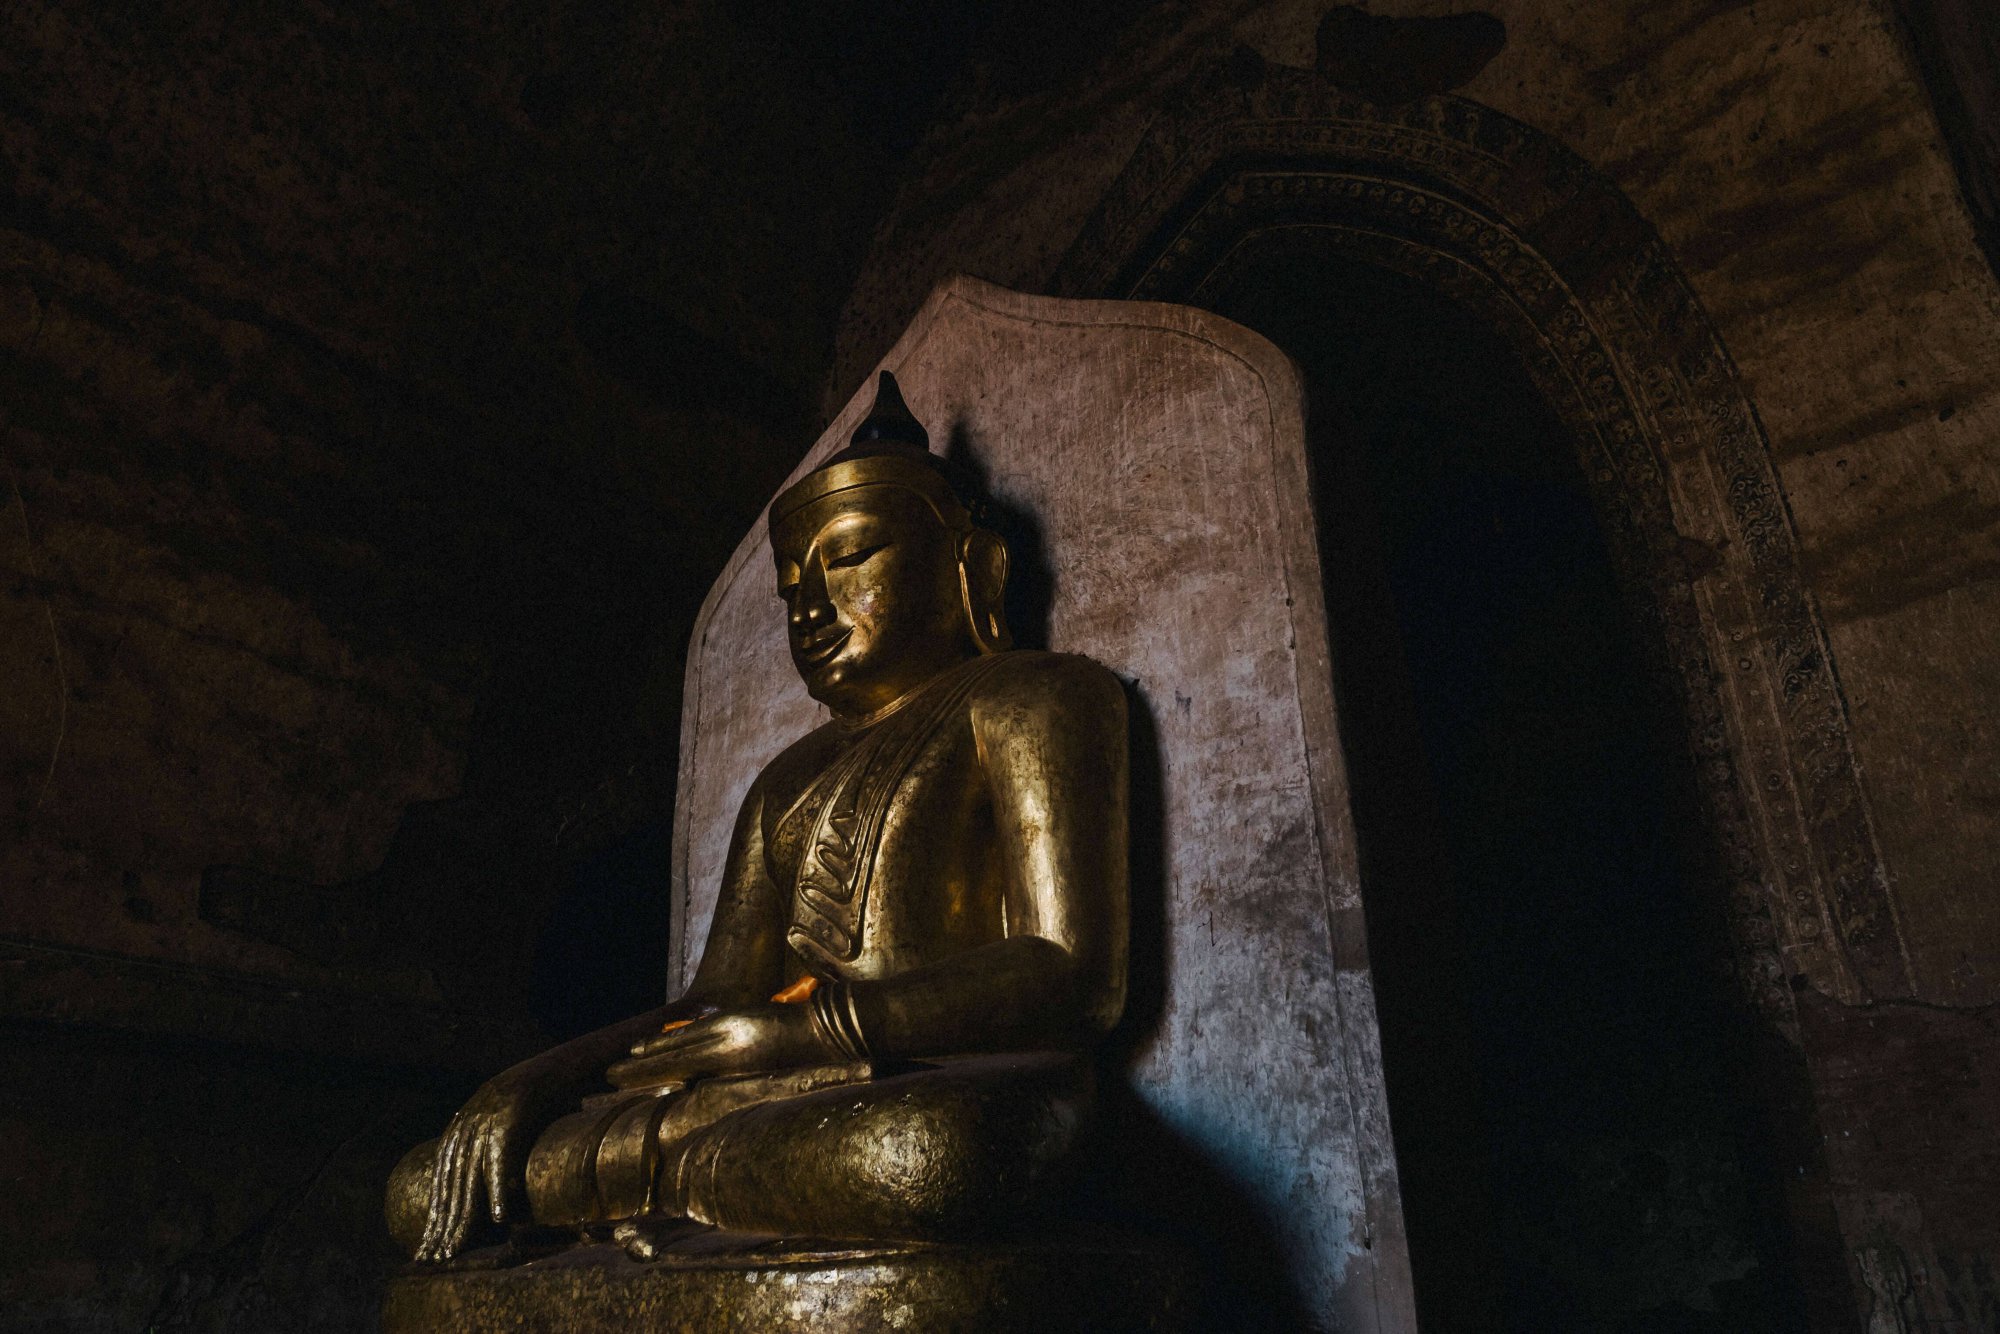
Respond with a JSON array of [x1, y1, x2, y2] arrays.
[[795, 628, 850, 668]]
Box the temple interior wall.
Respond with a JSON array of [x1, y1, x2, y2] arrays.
[[0, 2, 882, 1021], [828, 1, 2000, 1325], [0, 4, 894, 1326], [834, 0, 2000, 1012], [2, 1, 1995, 1329]]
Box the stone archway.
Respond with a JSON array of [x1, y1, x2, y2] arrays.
[[1053, 61, 1912, 1014]]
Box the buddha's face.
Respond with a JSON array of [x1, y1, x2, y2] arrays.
[[772, 484, 971, 717]]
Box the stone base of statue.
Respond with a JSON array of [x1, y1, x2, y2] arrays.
[[381, 1224, 1190, 1333]]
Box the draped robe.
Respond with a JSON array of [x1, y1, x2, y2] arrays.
[[513, 650, 1124, 1238]]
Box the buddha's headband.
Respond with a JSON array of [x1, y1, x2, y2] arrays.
[[770, 454, 974, 532]]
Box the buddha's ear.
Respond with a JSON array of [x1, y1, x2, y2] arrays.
[[957, 528, 1012, 654]]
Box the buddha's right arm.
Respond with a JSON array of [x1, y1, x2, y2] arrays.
[[676, 777, 789, 1008]]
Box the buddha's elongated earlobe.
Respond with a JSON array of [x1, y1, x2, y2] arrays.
[[958, 529, 1012, 654]]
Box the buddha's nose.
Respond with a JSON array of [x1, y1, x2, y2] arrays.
[[790, 559, 833, 633]]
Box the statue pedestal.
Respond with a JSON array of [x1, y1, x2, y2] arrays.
[[382, 1229, 1191, 1333]]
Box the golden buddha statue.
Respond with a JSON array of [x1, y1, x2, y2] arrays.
[[387, 372, 1129, 1260]]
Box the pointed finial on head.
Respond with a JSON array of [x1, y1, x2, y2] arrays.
[[771, 367, 975, 530], [850, 370, 930, 450]]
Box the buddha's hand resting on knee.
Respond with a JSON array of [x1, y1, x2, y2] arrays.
[[416, 1063, 563, 1263], [607, 1003, 827, 1088]]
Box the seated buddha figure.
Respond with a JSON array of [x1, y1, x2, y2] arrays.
[[387, 372, 1129, 1261]]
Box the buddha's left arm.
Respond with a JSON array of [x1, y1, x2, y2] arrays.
[[851, 654, 1130, 1055]]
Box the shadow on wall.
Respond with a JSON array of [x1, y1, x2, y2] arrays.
[[1086, 687, 1317, 1333], [946, 421, 1056, 654], [950, 419, 1313, 1331], [1203, 250, 1809, 1332]]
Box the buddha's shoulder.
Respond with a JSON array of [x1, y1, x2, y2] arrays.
[[969, 650, 1126, 721]]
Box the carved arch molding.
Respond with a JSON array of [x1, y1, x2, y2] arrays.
[[1053, 64, 1914, 1007]]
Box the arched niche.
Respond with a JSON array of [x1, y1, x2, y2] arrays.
[[1053, 62, 1912, 1014]]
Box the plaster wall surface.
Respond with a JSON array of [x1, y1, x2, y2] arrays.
[[825, 3, 2000, 1325], [672, 276, 1412, 1331], [832, 0, 2000, 1012]]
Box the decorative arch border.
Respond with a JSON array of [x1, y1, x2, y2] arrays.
[[1053, 62, 1913, 1007]]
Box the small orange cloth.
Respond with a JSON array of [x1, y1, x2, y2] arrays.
[[657, 975, 819, 1033], [769, 975, 820, 1005]]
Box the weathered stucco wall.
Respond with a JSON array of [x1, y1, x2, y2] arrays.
[[834, 0, 2000, 1010], [7, 0, 1994, 1327], [0, 0, 883, 1028], [673, 277, 1412, 1332], [827, 3, 2000, 1328], [0, 3, 897, 1326]]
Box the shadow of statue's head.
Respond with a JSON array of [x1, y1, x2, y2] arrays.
[[946, 418, 1055, 651]]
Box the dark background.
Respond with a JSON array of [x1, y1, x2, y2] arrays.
[[2, 2, 1995, 1329]]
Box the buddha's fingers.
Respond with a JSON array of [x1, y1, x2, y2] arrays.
[[485, 1133, 508, 1225], [418, 1126, 463, 1257], [424, 1122, 480, 1261], [607, 1043, 723, 1090], [440, 1127, 486, 1257], [629, 1028, 728, 1060]]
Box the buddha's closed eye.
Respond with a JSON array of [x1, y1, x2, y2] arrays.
[[827, 542, 891, 569]]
